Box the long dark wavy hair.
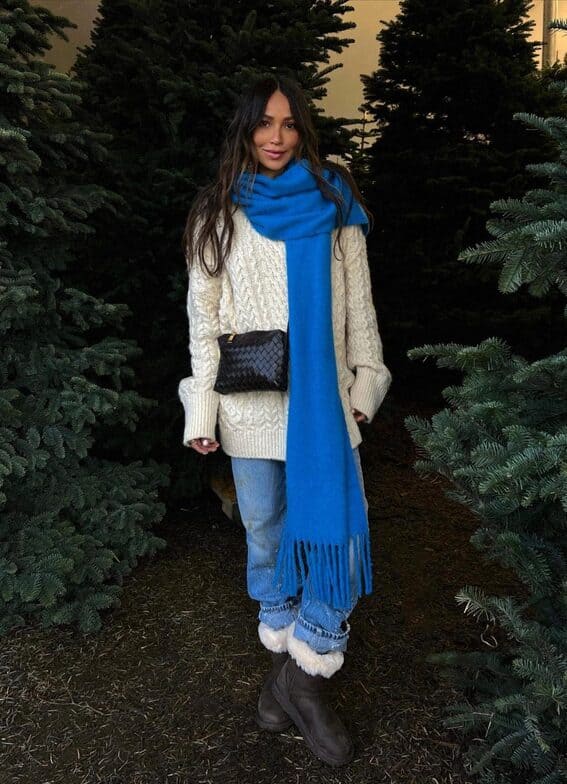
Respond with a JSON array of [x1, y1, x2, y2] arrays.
[[183, 74, 373, 277]]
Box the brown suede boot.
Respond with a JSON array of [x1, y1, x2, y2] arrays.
[[271, 656, 354, 766], [255, 652, 293, 732]]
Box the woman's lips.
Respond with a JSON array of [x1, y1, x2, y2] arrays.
[[263, 150, 286, 159]]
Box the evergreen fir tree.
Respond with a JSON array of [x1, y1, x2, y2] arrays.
[[0, 0, 168, 635], [405, 24, 567, 781], [362, 0, 566, 396], [71, 0, 360, 501]]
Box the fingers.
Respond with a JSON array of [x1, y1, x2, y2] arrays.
[[189, 438, 220, 454]]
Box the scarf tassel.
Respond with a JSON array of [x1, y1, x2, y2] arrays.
[[273, 529, 373, 611]]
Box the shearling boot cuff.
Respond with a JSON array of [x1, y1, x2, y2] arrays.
[[258, 621, 293, 653], [286, 622, 344, 678]]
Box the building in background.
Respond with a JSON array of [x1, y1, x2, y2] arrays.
[[542, 0, 560, 67], [32, 0, 567, 123]]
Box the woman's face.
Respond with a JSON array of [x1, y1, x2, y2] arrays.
[[252, 89, 300, 178]]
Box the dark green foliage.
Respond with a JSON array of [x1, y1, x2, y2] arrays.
[[405, 39, 567, 783], [362, 0, 566, 395], [0, 0, 168, 635], [71, 0, 360, 502]]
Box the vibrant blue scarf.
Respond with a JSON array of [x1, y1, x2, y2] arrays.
[[231, 157, 372, 610]]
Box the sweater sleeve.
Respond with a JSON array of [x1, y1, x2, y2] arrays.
[[342, 223, 392, 423], [178, 247, 223, 446]]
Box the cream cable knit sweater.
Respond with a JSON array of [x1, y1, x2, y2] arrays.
[[178, 207, 392, 460]]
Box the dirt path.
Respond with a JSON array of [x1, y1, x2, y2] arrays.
[[1, 399, 514, 784]]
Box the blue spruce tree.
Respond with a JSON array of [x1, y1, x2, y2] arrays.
[[0, 1, 168, 635], [405, 20, 567, 784]]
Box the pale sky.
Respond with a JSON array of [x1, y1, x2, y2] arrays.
[[32, 0, 567, 122]]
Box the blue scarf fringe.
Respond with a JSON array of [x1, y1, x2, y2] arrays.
[[274, 530, 373, 610]]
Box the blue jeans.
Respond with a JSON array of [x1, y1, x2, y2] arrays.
[[231, 447, 369, 655]]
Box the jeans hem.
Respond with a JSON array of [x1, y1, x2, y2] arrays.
[[294, 615, 350, 654], [288, 623, 345, 677], [258, 598, 298, 630]]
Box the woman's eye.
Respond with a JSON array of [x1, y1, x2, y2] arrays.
[[259, 120, 296, 129]]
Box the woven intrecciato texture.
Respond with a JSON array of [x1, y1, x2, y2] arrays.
[[214, 328, 288, 394]]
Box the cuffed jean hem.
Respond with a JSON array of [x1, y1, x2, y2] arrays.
[[294, 615, 351, 654], [258, 598, 299, 630], [287, 622, 344, 678]]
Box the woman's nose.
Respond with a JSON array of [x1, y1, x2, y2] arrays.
[[270, 126, 283, 144]]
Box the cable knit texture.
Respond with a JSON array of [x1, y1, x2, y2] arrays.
[[178, 207, 392, 459]]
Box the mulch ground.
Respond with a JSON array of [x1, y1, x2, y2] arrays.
[[0, 397, 519, 784]]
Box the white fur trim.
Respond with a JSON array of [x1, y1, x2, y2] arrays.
[[258, 621, 293, 653], [286, 622, 344, 678]]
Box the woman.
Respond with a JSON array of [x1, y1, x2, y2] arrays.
[[179, 74, 392, 767]]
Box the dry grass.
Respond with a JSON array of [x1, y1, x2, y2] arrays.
[[0, 399, 514, 784]]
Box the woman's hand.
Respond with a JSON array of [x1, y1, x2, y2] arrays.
[[189, 437, 220, 454], [351, 408, 368, 423]]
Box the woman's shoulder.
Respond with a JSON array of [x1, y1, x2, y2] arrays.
[[192, 205, 243, 242], [231, 205, 259, 237]]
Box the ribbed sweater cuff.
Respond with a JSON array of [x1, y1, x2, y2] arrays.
[[349, 365, 392, 423], [178, 382, 219, 445]]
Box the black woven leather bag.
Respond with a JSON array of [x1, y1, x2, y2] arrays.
[[213, 327, 289, 394]]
